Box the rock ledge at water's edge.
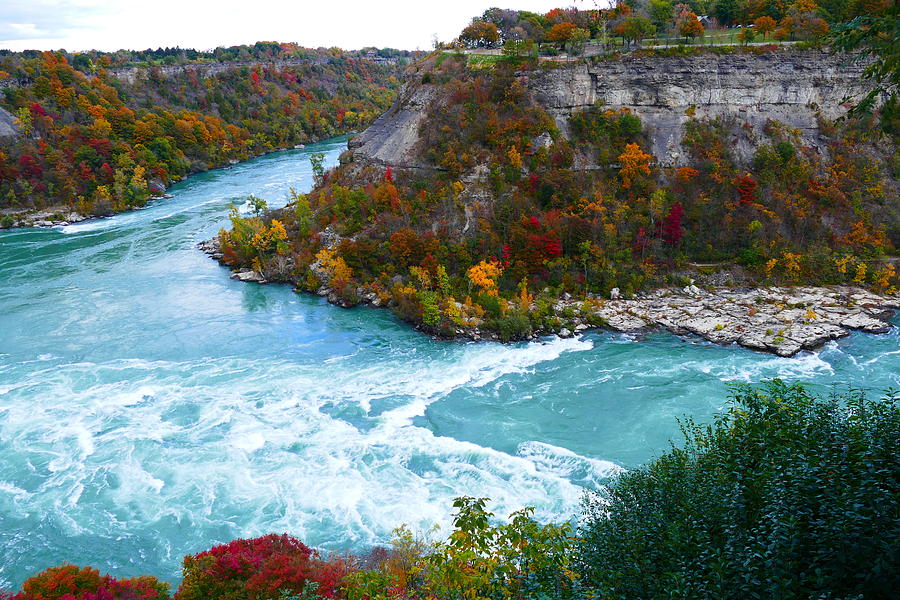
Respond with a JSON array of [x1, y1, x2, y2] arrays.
[[199, 239, 897, 357]]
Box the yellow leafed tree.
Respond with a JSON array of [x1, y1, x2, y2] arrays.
[[467, 260, 503, 297], [618, 143, 651, 189]]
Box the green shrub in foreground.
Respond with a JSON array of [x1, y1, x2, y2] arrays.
[[577, 380, 900, 599]]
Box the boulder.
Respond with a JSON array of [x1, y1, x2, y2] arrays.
[[231, 270, 266, 283]]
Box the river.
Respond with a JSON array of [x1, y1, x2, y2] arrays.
[[1, 136, 898, 589]]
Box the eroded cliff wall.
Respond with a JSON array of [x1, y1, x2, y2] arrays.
[[350, 49, 872, 168]]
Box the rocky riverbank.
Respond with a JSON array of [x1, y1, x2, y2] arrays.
[[0, 208, 90, 228], [199, 239, 898, 357], [585, 285, 898, 356], [0, 194, 172, 229]]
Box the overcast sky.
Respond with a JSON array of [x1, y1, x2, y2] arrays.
[[0, 1, 608, 53]]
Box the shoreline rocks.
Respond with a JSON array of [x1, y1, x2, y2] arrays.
[[585, 286, 898, 357], [0, 209, 88, 229]]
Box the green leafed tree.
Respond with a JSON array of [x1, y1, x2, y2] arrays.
[[577, 380, 900, 599], [830, 4, 899, 131]]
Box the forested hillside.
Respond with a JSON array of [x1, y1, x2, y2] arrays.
[[0, 44, 412, 222], [219, 62, 896, 340]]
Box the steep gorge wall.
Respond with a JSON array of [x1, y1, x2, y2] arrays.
[[351, 49, 872, 168]]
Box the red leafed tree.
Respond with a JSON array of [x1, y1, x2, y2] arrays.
[[542, 234, 563, 259], [89, 139, 112, 157], [502, 243, 512, 267], [661, 202, 685, 246], [29, 102, 47, 117], [76, 161, 93, 181], [18, 154, 42, 179], [16, 564, 169, 600], [734, 174, 759, 205], [384, 165, 393, 183], [99, 162, 114, 183], [633, 225, 649, 257]]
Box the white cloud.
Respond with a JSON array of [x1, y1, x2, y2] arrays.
[[0, 0, 601, 52]]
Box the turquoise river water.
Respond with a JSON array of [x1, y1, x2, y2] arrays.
[[1, 136, 898, 589]]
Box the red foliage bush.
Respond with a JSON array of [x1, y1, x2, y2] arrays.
[[661, 203, 685, 246], [542, 234, 563, 259], [734, 174, 759, 205], [15, 565, 169, 600], [18, 154, 43, 179], [29, 103, 47, 118], [175, 534, 342, 600]]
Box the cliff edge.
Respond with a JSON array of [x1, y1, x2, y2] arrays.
[[350, 49, 871, 168]]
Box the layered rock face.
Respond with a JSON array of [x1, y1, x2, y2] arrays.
[[348, 83, 441, 169], [0, 106, 20, 138], [351, 49, 871, 168]]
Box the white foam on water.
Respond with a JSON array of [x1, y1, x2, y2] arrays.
[[674, 349, 835, 384], [726, 351, 835, 382], [60, 219, 114, 235], [0, 480, 32, 502], [0, 335, 606, 572], [516, 441, 626, 487], [375, 336, 593, 428]]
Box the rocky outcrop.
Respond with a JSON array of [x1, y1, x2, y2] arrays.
[[347, 83, 442, 169], [585, 286, 897, 357], [350, 49, 872, 168], [0, 209, 88, 228], [0, 106, 20, 138], [533, 49, 871, 165], [105, 56, 400, 85]]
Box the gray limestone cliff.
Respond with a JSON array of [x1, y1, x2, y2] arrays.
[[350, 49, 872, 168], [0, 106, 20, 138]]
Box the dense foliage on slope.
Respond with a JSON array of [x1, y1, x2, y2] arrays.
[[220, 50, 898, 340], [4, 382, 898, 599], [0, 46, 407, 219], [831, 2, 900, 131]]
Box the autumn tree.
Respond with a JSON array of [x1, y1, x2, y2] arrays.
[[754, 15, 777, 38], [778, 0, 829, 40], [676, 10, 704, 41], [660, 202, 685, 246], [546, 22, 579, 47], [460, 21, 500, 48], [618, 143, 652, 189], [467, 260, 503, 296]]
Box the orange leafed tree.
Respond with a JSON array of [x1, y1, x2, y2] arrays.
[[546, 22, 578, 45], [618, 143, 652, 189], [467, 260, 503, 296], [754, 16, 777, 39], [677, 12, 704, 40], [460, 21, 500, 48]]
